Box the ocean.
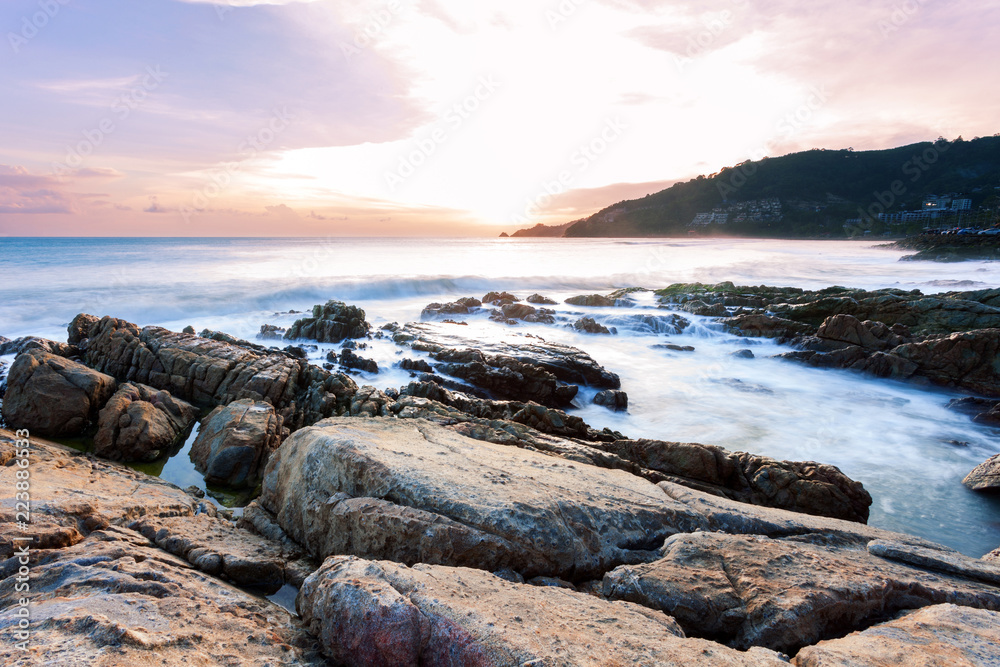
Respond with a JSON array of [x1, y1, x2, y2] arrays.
[[2, 236, 999, 556]]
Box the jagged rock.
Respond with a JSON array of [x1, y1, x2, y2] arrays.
[[721, 314, 816, 339], [67, 312, 100, 345], [565, 294, 615, 307], [348, 385, 393, 417], [0, 529, 323, 666], [868, 539, 1000, 586], [434, 347, 578, 406], [793, 604, 1000, 667], [338, 348, 378, 373], [258, 323, 285, 340], [0, 336, 76, 357], [259, 417, 709, 580], [963, 453, 1000, 492], [297, 556, 788, 667], [594, 389, 628, 411], [482, 291, 520, 305], [572, 316, 612, 334], [892, 329, 1000, 396], [421, 297, 481, 319], [78, 315, 358, 430], [399, 357, 433, 373], [284, 299, 370, 342], [190, 399, 284, 488], [394, 322, 621, 391], [1, 350, 116, 437], [526, 293, 556, 304], [816, 314, 911, 351], [93, 382, 200, 462], [603, 438, 872, 523], [603, 530, 1000, 654], [681, 300, 729, 316], [500, 302, 556, 323]]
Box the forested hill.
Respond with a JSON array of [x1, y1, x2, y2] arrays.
[[515, 136, 1000, 238]]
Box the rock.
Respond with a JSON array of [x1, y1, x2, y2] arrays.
[[182, 325, 196, 334], [338, 348, 378, 373], [421, 298, 481, 319], [67, 312, 100, 345], [793, 604, 1000, 667], [721, 314, 816, 339], [434, 347, 579, 406], [603, 530, 1000, 654], [1, 350, 116, 437], [681, 300, 729, 316], [260, 417, 709, 580], [190, 398, 284, 488], [604, 438, 872, 523], [500, 302, 556, 323], [963, 453, 1000, 491], [297, 556, 788, 667], [93, 382, 200, 462], [0, 336, 76, 357], [348, 385, 393, 417], [258, 323, 286, 340], [655, 343, 696, 352], [868, 539, 1000, 586], [572, 316, 613, 334], [985, 547, 1000, 562], [816, 314, 911, 351], [394, 322, 621, 391], [526, 293, 556, 304], [284, 299, 370, 342], [565, 294, 615, 307], [732, 349, 755, 359], [891, 329, 1000, 396], [594, 389, 628, 411], [79, 315, 359, 430], [399, 357, 433, 373], [0, 529, 323, 666], [482, 291, 520, 305]]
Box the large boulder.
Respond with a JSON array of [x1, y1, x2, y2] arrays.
[[190, 398, 284, 488], [815, 313, 911, 351], [93, 382, 199, 462], [892, 329, 1000, 396], [721, 314, 815, 339], [565, 294, 615, 307], [1, 350, 116, 437], [602, 530, 1000, 654], [260, 418, 709, 580], [297, 556, 788, 667], [963, 453, 1000, 492], [793, 604, 1000, 666], [285, 299, 371, 342]]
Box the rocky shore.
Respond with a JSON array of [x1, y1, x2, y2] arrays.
[[2, 288, 999, 665], [888, 234, 1000, 262]]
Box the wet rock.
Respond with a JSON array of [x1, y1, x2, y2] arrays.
[[963, 453, 1000, 492], [284, 299, 370, 343], [338, 348, 378, 373], [93, 382, 200, 462], [482, 291, 520, 305], [348, 385, 393, 417], [421, 298, 480, 319], [594, 389, 629, 411], [298, 556, 788, 667], [565, 293, 615, 307], [1, 350, 116, 437], [655, 343, 696, 352], [257, 323, 285, 340], [816, 314, 911, 351], [722, 314, 816, 339], [190, 398, 284, 488], [604, 313, 690, 335], [399, 357, 433, 373], [67, 312, 100, 345], [603, 530, 1000, 654], [526, 293, 556, 304], [681, 300, 729, 316], [572, 316, 613, 334], [605, 437, 872, 523], [868, 539, 1000, 586], [79, 315, 359, 430], [0, 336, 76, 357], [434, 347, 578, 406], [892, 329, 1000, 396], [731, 349, 755, 359], [500, 302, 556, 323], [259, 417, 709, 580], [793, 604, 1000, 667]]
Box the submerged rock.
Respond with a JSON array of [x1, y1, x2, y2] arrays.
[[594, 388, 629, 411], [571, 316, 613, 334], [94, 382, 200, 462], [284, 299, 370, 342], [1, 350, 116, 437], [190, 398, 284, 488], [298, 556, 788, 667]]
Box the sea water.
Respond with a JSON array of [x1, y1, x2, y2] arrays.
[[1, 236, 998, 556]]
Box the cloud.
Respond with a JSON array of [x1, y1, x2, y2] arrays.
[[143, 195, 167, 213]]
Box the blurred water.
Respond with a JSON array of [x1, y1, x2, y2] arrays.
[[1, 236, 998, 555]]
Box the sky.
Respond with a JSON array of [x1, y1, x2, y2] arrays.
[[1, 0, 998, 237]]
